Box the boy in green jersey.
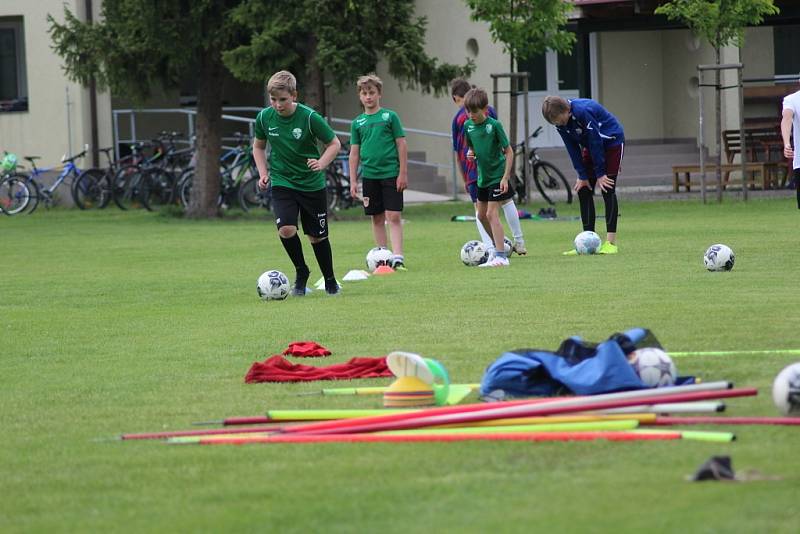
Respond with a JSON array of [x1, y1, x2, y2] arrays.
[[253, 71, 342, 295], [463, 88, 514, 267], [348, 74, 409, 270]]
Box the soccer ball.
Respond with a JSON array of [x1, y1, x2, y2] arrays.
[[704, 244, 735, 272], [461, 240, 489, 266], [628, 347, 677, 387], [366, 246, 393, 272], [257, 270, 289, 300], [574, 231, 602, 255], [503, 236, 514, 256], [772, 362, 800, 416]]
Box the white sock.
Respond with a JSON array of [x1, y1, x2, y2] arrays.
[[502, 201, 524, 241], [475, 211, 493, 246]]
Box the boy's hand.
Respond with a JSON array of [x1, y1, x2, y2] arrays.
[[466, 149, 475, 161], [499, 177, 509, 193], [597, 175, 615, 192], [573, 178, 590, 192], [258, 175, 270, 191], [785, 145, 794, 159], [306, 158, 326, 171], [396, 173, 408, 192], [350, 181, 359, 200]]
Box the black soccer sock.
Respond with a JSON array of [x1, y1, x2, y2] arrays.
[[280, 233, 308, 271], [601, 177, 619, 233], [577, 187, 595, 232], [311, 238, 335, 281]]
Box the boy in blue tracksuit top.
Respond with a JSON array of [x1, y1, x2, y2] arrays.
[[542, 96, 624, 254]]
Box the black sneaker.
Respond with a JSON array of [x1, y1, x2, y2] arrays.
[[324, 278, 340, 296], [292, 267, 310, 297]]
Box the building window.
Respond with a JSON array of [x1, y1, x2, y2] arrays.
[[0, 17, 28, 112], [774, 25, 800, 77]]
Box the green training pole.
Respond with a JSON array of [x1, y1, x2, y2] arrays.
[[266, 409, 415, 421], [671, 349, 800, 358], [633, 429, 735, 442]]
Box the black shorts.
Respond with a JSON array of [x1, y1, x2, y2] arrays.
[[361, 177, 403, 215], [271, 186, 329, 238], [477, 183, 514, 202]]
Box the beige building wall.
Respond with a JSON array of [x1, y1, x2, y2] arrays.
[[0, 1, 112, 165]]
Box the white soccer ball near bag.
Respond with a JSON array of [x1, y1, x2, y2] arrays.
[[366, 246, 393, 272], [574, 231, 602, 255], [704, 244, 735, 272], [257, 270, 289, 301], [772, 362, 800, 416], [503, 236, 514, 256], [628, 347, 678, 387], [460, 240, 489, 266]]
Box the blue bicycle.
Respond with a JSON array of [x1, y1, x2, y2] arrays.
[[0, 145, 105, 215]]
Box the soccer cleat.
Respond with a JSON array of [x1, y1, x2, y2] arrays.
[[390, 256, 407, 271], [512, 240, 527, 256], [393, 262, 407, 271], [562, 249, 578, 256], [598, 242, 618, 255], [292, 267, 310, 296], [479, 256, 510, 267]]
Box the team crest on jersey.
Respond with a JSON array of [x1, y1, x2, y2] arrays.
[[292, 128, 302, 139], [486, 124, 493, 134], [381, 112, 390, 121]]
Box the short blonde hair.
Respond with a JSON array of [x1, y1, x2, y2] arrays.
[[463, 87, 489, 112], [542, 96, 570, 124], [357, 74, 383, 93], [267, 71, 297, 95]]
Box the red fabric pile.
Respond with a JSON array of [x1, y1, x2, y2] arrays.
[[245, 355, 392, 383], [282, 341, 332, 358]]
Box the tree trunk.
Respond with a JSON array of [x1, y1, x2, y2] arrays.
[[715, 43, 722, 203], [187, 45, 224, 218], [303, 34, 326, 113]]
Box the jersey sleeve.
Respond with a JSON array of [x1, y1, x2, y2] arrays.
[[350, 118, 361, 146], [495, 120, 510, 149], [580, 108, 608, 177], [253, 109, 267, 140], [558, 128, 588, 180], [310, 112, 336, 144], [488, 106, 498, 120], [390, 111, 405, 138]]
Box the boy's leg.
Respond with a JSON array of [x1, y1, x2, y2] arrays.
[[577, 185, 596, 232], [480, 200, 509, 267], [475, 199, 494, 251], [297, 188, 338, 294], [272, 186, 310, 295], [501, 199, 525, 254], [380, 178, 406, 269], [468, 183, 492, 246], [371, 212, 388, 247], [795, 169, 800, 209], [599, 144, 623, 253]]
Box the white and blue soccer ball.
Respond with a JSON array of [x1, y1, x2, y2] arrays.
[[366, 246, 393, 272], [704, 244, 735, 272], [772, 362, 800, 416], [574, 231, 602, 255], [628, 347, 677, 387], [503, 236, 514, 256], [460, 240, 489, 266], [257, 270, 290, 301]]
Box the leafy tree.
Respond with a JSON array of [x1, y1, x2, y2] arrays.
[[465, 0, 576, 64], [223, 0, 475, 110], [655, 0, 779, 201], [49, 0, 241, 218]]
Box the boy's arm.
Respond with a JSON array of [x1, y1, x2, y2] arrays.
[[349, 144, 361, 199], [558, 129, 588, 181], [395, 137, 408, 192], [308, 136, 341, 171], [499, 144, 514, 193], [253, 137, 270, 190], [782, 107, 795, 160]]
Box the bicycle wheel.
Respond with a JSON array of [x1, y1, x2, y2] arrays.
[[238, 176, 271, 212], [113, 167, 150, 210], [533, 161, 572, 205], [0, 174, 32, 215], [141, 168, 176, 209], [72, 168, 110, 210]]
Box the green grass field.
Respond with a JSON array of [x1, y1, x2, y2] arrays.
[[2, 197, 799, 533]]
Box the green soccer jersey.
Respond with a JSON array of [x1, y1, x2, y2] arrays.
[[253, 103, 336, 191], [349, 108, 405, 179], [464, 116, 510, 187]]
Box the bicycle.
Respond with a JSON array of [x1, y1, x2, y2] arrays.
[[0, 152, 29, 215], [512, 126, 572, 207], [112, 141, 177, 211], [325, 145, 356, 212], [0, 145, 105, 214]]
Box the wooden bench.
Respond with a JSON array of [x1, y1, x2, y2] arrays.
[[723, 127, 791, 188], [672, 162, 780, 192]]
